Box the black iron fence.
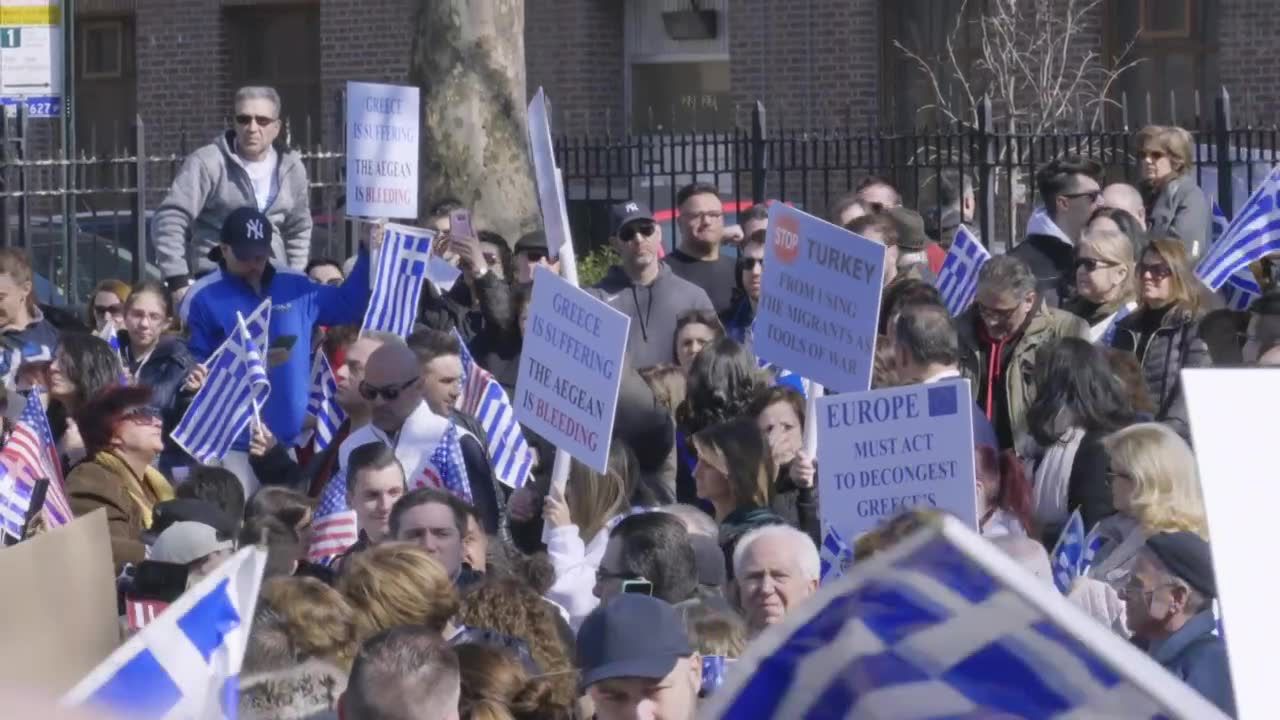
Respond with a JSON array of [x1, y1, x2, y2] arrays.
[[3, 90, 1277, 305]]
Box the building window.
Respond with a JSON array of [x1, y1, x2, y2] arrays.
[[882, 0, 987, 128], [625, 0, 730, 133], [81, 21, 123, 79], [1110, 0, 1215, 127], [1139, 0, 1192, 39]]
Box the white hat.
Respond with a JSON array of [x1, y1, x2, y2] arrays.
[[151, 521, 234, 565]]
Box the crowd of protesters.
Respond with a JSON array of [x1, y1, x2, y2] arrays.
[[3, 87, 1264, 719]]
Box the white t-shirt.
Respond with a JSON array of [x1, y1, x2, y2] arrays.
[[235, 144, 279, 211]]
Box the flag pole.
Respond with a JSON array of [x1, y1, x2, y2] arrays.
[[548, 168, 577, 497], [803, 381, 823, 457]]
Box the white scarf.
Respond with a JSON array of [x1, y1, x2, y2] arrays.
[[339, 401, 450, 487]]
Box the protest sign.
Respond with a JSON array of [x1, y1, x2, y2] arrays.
[[346, 81, 420, 219], [816, 380, 977, 541], [1184, 368, 1275, 720], [515, 266, 629, 472], [0, 510, 116, 697], [528, 88, 570, 261], [754, 203, 885, 391]]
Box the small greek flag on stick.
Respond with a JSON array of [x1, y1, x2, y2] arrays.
[[61, 546, 267, 718], [456, 330, 533, 489], [1049, 508, 1104, 594], [819, 525, 853, 584], [207, 297, 271, 366], [362, 224, 434, 338], [935, 225, 991, 316], [1210, 200, 1264, 311], [1197, 168, 1280, 290], [172, 313, 271, 465], [297, 351, 346, 452]]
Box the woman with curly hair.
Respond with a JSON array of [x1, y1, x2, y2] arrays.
[[338, 542, 461, 641], [457, 577, 578, 711], [455, 643, 571, 720]]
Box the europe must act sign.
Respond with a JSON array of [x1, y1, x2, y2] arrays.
[[816, 380, 978, 542], [752, 203, 886, 392]]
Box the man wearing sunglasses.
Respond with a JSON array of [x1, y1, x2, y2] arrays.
[[588, 200, 714, 370], [155, 85, 313, 304], [1017, 156, 1105, 308], [512, 230, 560, 285]]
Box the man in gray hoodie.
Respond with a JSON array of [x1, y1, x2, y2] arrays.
[[587, 201, 714, 370], [154, 86, 312, 301]]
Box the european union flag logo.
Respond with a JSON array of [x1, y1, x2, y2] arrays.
[[927, 385, 958, 417]]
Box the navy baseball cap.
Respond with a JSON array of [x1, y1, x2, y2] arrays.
[[221, 207, 273, 261], [577, 594, 692, 690], [610, 200, 655, 237]]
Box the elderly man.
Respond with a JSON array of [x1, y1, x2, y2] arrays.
[[1125, 532, 1236, 716], [1102, 182, 1147, 226], [155, 87, 312, 301], [732, 524, 820, 636], [958, 255, 1089, 450]]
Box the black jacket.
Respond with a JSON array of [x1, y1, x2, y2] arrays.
[[453, 409, 509, 541], [1067, 430, 1116, 533], [771, 464, 820, 546], [1009, 234, 1076, 309], [419, 272, 519, 390], [1109, 306, 1211, 441], [248, 420, 349, 495], [123, 333, 196, 468]]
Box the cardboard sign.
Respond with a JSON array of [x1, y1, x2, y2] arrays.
[[346, 81, 420, 219], [754, 203, 886, 391], [515, 266, 629, 472], [1183, 368, 1274, 720], [0, 510, 118, 698], [528, 88, 570, 261], [816, 380, 977, 541]]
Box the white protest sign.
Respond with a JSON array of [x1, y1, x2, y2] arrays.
[[528, 87, 570, 261], [755, 203, 885, 391], [1183, 368, 1275, 720], [346, 81, 420, 218], [515, 265, 629, 472], [816, 380, 977, 541]]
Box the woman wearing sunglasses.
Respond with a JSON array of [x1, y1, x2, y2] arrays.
[[87, 279, 130, 333], [1108, 238, 1211, 440], [1066, 209, 1141, 344], [66, 385, 174, 575], [1136, 125, 1208, 260]]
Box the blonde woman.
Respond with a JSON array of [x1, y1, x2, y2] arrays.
[[337, 542, 461, 641], [1072, 423, 1208, 634], [1067, 209, 1140, 344], [541, 443, 640, 630], [1136, 125, 1209, 259]]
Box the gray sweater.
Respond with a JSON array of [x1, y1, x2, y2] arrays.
[[153, 131, 312, 283], [1148, 175, 1209, 260], [586, 264, 714, 369]]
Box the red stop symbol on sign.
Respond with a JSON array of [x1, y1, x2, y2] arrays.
[[772, 215, 801, 265]]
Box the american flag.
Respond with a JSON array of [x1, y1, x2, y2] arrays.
[[935, 225, 991, 316], [1210, 200, 1263, 311], [171, 314, 271, 465], [417, 421, 473, 502], [0, 389, 72, 527], [455, 330, 533, 489], [124, 597, 169, 631], [308, 471, 358, 563], [1198, 167, 1280, 290], [702, 515, 1229, 720], [297, 352, 346, 452], [362, 224, 434, 337]]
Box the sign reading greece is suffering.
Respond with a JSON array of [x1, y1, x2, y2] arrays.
[[816, 380, 977, 541], [754, 203, 886, 391], [515, 266, 630, 472], [345, 81, 420, 218]]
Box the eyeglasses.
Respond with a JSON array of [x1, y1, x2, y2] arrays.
[[1137, 262, 1173, 280], [738, 257, 764, 271], [94, 303, 122, 317], [1074, 257, 1119, 273], [682, 210, 724, 223], [1061, 190, 1102, 203], [620, 222, 657, 243], [120, 406, 163, 424], [977, 302, 1024, 322], [522, 251, 547, 263], [235, 114, 277, 128], [358, 377, 417, 402]]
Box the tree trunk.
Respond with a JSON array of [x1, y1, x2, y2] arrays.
[[409, 0, 537, 243]]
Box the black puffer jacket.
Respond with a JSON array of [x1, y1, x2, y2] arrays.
[[1109, 305, 1210, 440], [122, 333, 196, 468]]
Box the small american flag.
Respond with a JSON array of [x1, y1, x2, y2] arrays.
[[362, 225, 434, 338], [934, 225, 991, 316], [455, 331, 533, 489], [308, 472, 358, 563], [0, 389, 72, 527], [298, 352, 346, 452], [417, 422, 472, 503], [124, 597, 169, 631]]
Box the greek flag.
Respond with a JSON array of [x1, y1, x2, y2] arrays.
[[1197, 168, 1280, 290], [362, 224, 434, 337], [207, 298, 270, 366], [298, 352, 346, 452], [819, 525, 853, 584], [702, 515, 1230, 720], [0, 460, 33, 539], [456, 331, 533, 489], [62, 546, 267, 718], [172, 314, 271, 465], [96, 318, 122, 355], [935, 225, 991, 316], [1210, 201, 1264, 311], [1049, 509, 1103, 594]]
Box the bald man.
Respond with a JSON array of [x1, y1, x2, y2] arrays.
[[1102, 183, 1146, 226]]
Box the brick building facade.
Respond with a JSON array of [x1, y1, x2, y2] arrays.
[[47, 1, 1280, 155]]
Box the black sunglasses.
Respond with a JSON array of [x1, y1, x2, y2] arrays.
[[1062, 190, 1102, 202], [522, 250, 547, 263], [1074, 257, 1118, 273], [94, 303, 122, 316], [358, 377, 417, 402], [235, 114, 277, 127], [120, 406, 164, 423], [1137, 262, 1174, 280], [620, 222, 657, 243], [738, 257, 764, 271]]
